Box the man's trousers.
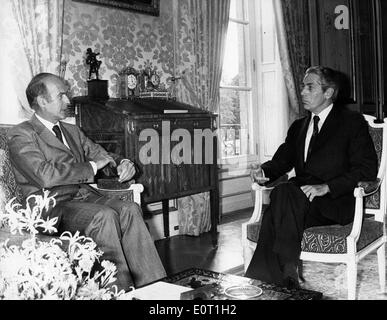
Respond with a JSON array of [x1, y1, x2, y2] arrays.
[[49, 189, 166, 291], [245, 183, 338, 286]]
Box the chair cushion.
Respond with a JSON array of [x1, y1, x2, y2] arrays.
[[247, 218, 384, 254], [301, 219, 384, 254]]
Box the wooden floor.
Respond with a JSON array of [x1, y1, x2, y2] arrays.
[[155, 208, 252, 277]]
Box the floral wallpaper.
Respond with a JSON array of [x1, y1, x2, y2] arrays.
[[62, 0, 175, 98], [61, 0, 213, 235]]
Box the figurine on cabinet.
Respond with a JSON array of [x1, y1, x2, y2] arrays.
[[86, 48, 102, 80], [86, 48, 108, 99]]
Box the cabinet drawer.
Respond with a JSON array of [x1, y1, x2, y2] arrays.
[[126, 120, 163, 135], [172, 118, 212, 130]]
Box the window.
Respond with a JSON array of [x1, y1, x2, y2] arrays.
[[219, 0, 288, 167], [220, 0, 252, 160]]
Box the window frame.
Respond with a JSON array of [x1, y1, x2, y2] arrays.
[[219, 0, 259, 168]]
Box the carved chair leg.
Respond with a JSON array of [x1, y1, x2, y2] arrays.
[[377, 244, 386, 293], [347, 260, 357, 300], [298, 259, 305, 283]]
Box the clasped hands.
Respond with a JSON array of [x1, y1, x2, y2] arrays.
[[95, 155, 136, 183], [250, 163, 330, 201]]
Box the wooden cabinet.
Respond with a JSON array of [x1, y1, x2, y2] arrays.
[[309, 0, 385, 120], [73, 96, 219, 239]]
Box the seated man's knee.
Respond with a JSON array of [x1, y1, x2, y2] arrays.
[[95, 207, 119, 223], [118, 201, 143, 219], [272, 182, 294, 195]]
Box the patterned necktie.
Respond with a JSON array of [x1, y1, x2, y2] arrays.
[[52, 124, 64, 144], [306, 115, 320, 161]]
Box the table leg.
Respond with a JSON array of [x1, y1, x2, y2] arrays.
[[162, 199, 170, 238], [210, 189, 219, 247]]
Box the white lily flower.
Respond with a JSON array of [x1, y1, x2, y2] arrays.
[[0, 196, 124, 300]]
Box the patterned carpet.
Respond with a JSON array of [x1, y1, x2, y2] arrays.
[[300, 251, 387, 300]]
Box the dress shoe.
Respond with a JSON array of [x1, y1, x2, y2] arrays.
[[283, 276, 300, 290]]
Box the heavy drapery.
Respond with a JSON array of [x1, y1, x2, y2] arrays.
[[10, 0, 65, 118], [12, 0, 65, 76], [174, 0, 230, 236], [273, 0, 311, 121]]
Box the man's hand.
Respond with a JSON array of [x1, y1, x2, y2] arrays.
[[301, 184, 330, 202], [117, 159, 136, 183], [95, 155, 116, 170], [250, 164, 269, 185]]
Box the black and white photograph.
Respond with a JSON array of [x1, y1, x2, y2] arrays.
[[0, 0, 386, 310]]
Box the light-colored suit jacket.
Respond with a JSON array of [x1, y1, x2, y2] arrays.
[[7, 114, 119, 202]]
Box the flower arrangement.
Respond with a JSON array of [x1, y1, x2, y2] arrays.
[[0, 191, 128, 300]]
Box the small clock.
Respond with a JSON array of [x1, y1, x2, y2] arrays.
[[119, 67, 139, 98], [150, 73, 160, 88], [127, 74, 138, 90]]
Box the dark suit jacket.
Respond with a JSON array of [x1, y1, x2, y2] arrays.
[[261, 105, 378, 225], [7, 115, 122, 203]]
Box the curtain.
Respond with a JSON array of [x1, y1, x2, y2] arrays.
[[174, 0, 230, 236], [273, 0, 311, 121], [10, 0, 65, 118], [0, 1, 31, 123], [174, 0, 230, 113]]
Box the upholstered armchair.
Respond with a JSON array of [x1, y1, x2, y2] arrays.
[[0, 125, 144, 246], [241, 114, 387, 300]]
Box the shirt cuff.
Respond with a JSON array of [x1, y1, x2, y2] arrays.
[[120, 159, 133, 165], [89, 161, 97, 175]]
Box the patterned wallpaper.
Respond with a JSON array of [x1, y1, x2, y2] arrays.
[[62, 0, 175, 98]]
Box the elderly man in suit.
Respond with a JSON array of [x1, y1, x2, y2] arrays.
[[245, 66, 378, 289], [7, 73, 166, 291]]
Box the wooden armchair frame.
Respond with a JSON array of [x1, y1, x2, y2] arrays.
[[241, 115, 387, 300]]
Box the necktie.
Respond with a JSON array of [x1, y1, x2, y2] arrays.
[[52, 124, 64, 144], [306, 115, 320, 161]]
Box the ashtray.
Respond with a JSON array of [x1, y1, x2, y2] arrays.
[[224, 284, 263, 299]]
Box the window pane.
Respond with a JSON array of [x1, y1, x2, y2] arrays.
[[229, 0, 247, 21], [221, 21, 249, 87], [219, 89, 252, 158]]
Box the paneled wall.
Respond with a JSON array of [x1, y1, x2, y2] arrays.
[[309, 0, 386, 119]]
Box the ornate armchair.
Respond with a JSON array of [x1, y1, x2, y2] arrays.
[[241, 114, 387, 300], [0, 125, 144, 246]]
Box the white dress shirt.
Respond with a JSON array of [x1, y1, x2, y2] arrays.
[[35, 114, 98, 174], [304, 104, 333, 162], [35, 114, 70, 148]]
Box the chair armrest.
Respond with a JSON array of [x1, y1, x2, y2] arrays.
[[357, 179, 381, 196], [90, 182, 144, 206], [347, 180, 381, 249], [266, 174, 289, 188], [248, 174, 289, 225], [128, 183, 144, 205]]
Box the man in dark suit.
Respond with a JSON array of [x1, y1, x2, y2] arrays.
[[7, 73, 166, 291], [245, 66, 378, 288]]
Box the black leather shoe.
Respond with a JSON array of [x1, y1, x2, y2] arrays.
[[284, 276, 300, 290]]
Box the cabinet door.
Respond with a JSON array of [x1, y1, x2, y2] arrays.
[[171, 118, 214, 194], [126, 119, 178, 203]]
